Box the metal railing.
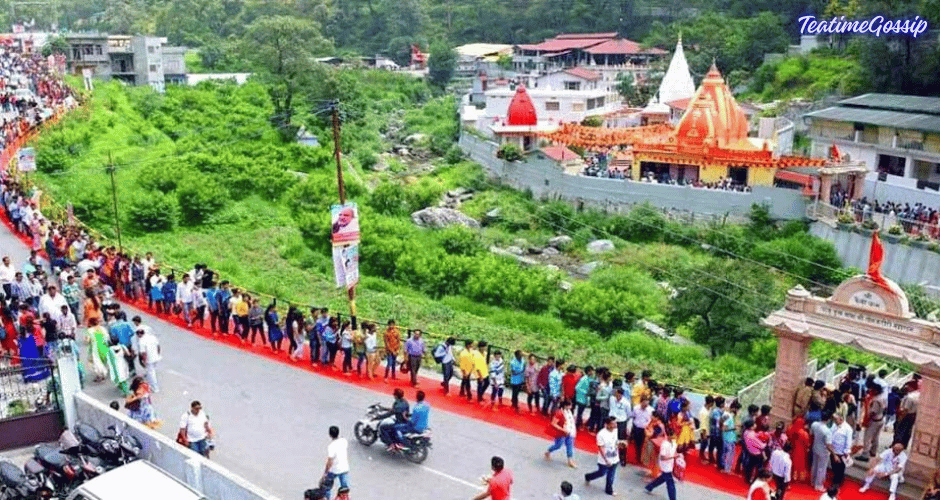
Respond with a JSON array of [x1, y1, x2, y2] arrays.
[[0, 356, 61, 420]]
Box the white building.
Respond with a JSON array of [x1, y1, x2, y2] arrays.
[[455, 43, 513, 77], [804, 94, 940, 197], [530, 67, 602, 91], [482, 84, 621, 127]]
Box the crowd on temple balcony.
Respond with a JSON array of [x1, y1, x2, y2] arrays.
[[848, 196, 940, 238]]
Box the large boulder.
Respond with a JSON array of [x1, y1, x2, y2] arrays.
[[578, 261, 603, 275], [411, 207, 481, 229], [548, 235, 573, 249], [586, 239, 615, 254]]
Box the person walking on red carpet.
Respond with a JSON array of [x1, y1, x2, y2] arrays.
[[545, 399, 577, 468], [644, 425, 678, 500], [585, 416, 624, 496]]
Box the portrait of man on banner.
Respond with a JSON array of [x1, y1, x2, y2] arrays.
[[332, 244, 359, 290], [330, 203, 360, 245], [17, 147, 35, 172]]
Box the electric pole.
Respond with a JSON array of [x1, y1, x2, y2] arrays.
[[331, 101, 356, 321], [106, 151, 123, 253]]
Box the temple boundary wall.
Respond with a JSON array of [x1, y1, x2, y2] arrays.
[[459, 132, 811, 221]]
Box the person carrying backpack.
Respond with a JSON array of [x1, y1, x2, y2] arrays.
[[433, 337, 456, 395]]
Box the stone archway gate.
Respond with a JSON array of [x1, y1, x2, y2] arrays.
[[762, 274, 940, 488]]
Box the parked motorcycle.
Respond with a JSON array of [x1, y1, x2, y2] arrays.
[[353, 404, 432, 464], [0, 458, 54, 500], [33, 444, 83, 495], [72, 422, 141, 468]]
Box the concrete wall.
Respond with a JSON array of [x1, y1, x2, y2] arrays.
[[810, 222, 940, 289], [864, 176, 940, 207], [73, 393, 281, 500], [460, 132, 811, 220]]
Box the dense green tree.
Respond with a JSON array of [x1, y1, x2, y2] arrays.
[[668, 260, 778, 357], [427, 41, 456, 89], [241, 16, 332, 140]]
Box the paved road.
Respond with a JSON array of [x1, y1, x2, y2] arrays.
[[0, 223, 740, 500]]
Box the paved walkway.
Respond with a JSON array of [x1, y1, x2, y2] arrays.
[[0, 221, 741, 500]]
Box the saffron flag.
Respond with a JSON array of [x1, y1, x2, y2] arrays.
[[830, 144, 841, 162], [867, 232, 892, 293]]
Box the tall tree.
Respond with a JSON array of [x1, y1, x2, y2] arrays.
[[242, 16, 332, 140], [427, 41, 456, 89], [668, 260, 779, 357]]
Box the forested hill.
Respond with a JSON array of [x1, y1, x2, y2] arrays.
[[4, 0, 939, 95]]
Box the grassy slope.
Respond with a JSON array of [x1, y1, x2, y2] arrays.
[[30, 79, 882, 394]]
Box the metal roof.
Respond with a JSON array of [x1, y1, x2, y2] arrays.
[[804, 106, 940, 134], [839, 93, 940, 114]]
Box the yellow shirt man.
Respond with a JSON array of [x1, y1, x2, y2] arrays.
[[234, 298, 249, 316], [459, 347, 475, 378], [472, 348, 488, 379], [632, 380, 649, 407]]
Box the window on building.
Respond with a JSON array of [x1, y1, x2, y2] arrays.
[[572, 102, 585, 112], [148, 46, 156, 54], [72, 47, 80, 59], [83, 45, 93, 55], [545, 101, 559, 111], [564, 81, 581, 91], [150, 64, 158, 72], [95, 45, 102, 55]]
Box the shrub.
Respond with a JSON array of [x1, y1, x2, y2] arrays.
[[368, 182, 409, 216], [176, 176, 228, 225], [356, 148, 379, 170], [496, 143, 523, 162], [127, 193, 178, 232], [438, 225, 484, 256], [888, 225, 902, 235], [405, 177, 445, 212], [36, 147, 70, 174], [444, 145, 464, 164]]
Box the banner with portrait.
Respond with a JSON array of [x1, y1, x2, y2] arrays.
[[16, 147, 35, 172], [330, 203, 360, 245], [332, 244, 359, 290]]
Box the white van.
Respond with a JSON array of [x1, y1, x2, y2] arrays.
[[66, 460, 208, 500]]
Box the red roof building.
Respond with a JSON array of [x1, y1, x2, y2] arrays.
[[542, 145, 581, 162], [562, 67, 601, 81]]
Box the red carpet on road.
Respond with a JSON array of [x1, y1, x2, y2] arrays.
[[0, 212, 890, 500]]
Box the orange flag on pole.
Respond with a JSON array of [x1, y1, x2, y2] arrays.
[[867, 232, 893, 293]]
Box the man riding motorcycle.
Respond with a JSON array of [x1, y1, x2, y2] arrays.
[[377, 388, 409, 450], [392, 390, 430, 450]]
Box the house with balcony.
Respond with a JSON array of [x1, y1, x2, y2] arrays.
[[62, 33, 186, 92], [804, 94, 940, 200]]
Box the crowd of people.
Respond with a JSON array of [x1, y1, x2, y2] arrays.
[[848, 196, 940, 238], [580, 163, 754, 193], [0, 42, 75, 150]]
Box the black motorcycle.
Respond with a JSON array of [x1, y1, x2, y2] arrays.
[[353, 404, 432, 464], [73, 422, 141, 468], [0, 458, 54, 500]]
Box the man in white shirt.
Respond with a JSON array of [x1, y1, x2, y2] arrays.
[[178, 400, 213, 458], [644, 426, 677, 500], [56, 305, 77, 340], [176, 273, 195, 326], [136, 328, 162, 393], [859, 443, 907, 500], [585, 416, 623, 496], [770, 442, 793, 500], [38, 285, 67, 318], [826, 413, 853, 488], [631, 396, 653, 466], [322, 426, 350, 496], [0, 255, 15, 297]]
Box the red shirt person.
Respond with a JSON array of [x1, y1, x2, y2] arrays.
[[561, 365, 581, 403], [473, 456, 512, 500]]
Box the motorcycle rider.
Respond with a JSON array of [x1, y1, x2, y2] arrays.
[[393, 390, 430, 449], [377, 388, 409, 451]]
